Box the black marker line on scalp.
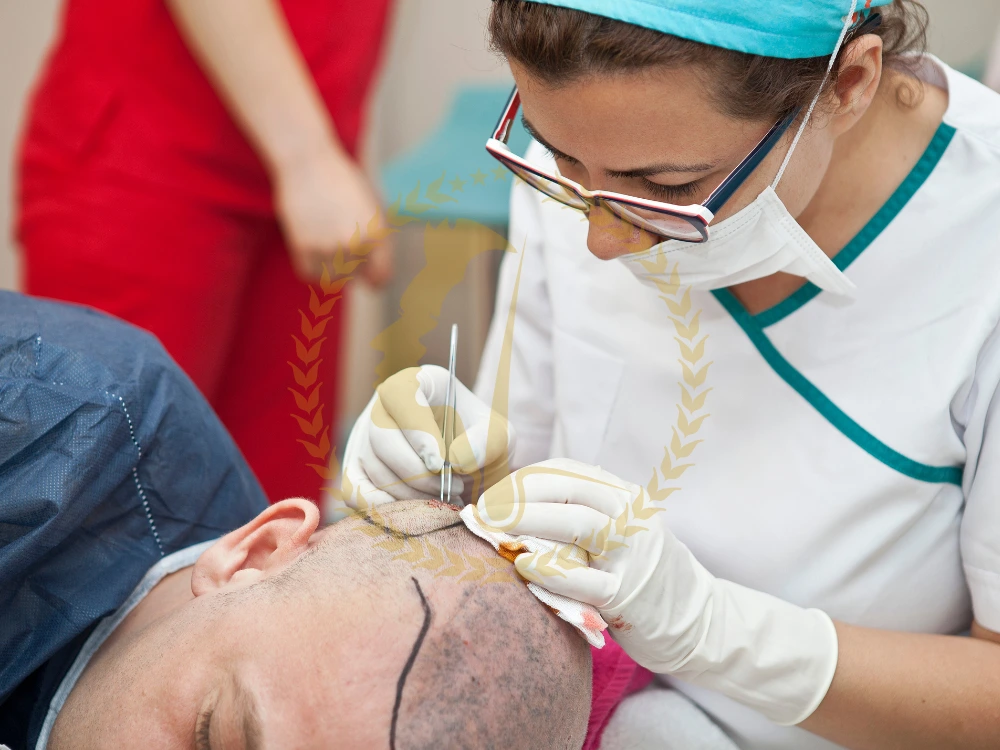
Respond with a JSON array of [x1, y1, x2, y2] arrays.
[[389, 576, 433, 750], [360, 513, 465, 540]]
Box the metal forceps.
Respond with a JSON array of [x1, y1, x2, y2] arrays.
[[440, 324, 459, 505]]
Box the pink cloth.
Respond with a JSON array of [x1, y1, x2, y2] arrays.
[[584, 640, 654, 750]]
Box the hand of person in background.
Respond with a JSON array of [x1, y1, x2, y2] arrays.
[[165, 0, 394, 288], [274, 144, 395, 286], [474, 457, 839, 727], [340, 365, 517, 509]]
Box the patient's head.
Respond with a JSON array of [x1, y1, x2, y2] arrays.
[[50, 499, 592, 749]]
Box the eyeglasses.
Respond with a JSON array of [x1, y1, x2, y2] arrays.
[[485, 90, 798, 243], [485, 14, 883, 243]]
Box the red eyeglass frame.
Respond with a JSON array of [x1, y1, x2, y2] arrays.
[[485, 88, 799, 243]]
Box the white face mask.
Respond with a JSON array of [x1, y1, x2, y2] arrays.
[[619, 1, 859, 297], [620, 185, 856, 296]]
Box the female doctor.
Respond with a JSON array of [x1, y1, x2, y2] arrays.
[[341, 1, 1000, 747]]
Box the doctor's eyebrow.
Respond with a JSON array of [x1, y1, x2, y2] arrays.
[[521, 116, 718, 178]]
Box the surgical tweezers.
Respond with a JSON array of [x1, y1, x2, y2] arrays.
[[440, 324, 459, 505]]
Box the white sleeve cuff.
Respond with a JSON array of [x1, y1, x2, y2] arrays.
[[964, 564, 1000, 633]]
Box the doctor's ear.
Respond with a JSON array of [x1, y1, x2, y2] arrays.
[[830, 33, 884, 129], [191, 498, 321, 596]]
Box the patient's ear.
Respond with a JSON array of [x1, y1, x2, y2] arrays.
[[191, 498, 321, 596]]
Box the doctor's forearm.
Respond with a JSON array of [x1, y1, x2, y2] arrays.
[[799, 621, 1000, 749], [164, 0, 348, 175]]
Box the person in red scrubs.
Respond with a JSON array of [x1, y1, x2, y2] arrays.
[[17, 0, 394, 504]]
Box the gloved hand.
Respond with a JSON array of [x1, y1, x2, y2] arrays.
[[473, 458, 839, 726], [340, 365, 515, 508]]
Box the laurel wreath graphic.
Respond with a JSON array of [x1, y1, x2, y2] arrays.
[[290, 170, 480, 493], [293, 162, 712, 584], [640, 253, 712, 509], [509, 206, 713, 577], [290, 206, 400, 491]]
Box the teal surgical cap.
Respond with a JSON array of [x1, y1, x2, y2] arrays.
[[520, 0, 893, 59]]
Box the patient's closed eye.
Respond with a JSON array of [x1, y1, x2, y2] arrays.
[[199, 674, 261, 750]]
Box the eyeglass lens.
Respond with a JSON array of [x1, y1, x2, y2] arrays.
[[495, 151, 706, 242], [495, 154, 588, 210], [602, 200, 706, 242]]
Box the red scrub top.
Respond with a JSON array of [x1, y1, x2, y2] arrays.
[[20, 0, 391, 212]]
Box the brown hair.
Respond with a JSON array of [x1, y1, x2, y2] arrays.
[[488, 0, 929, 120]]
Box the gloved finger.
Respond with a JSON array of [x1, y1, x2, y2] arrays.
[[419, 366, 515, 471], [362, 441, 463, 498], [374, 368, 445, 471], [359, 449, 431, 501], [478, 459, 633, 526], [368, 408, 458, 493], [496, 503, 615, 557], [515, 551, 620, 609], [450, 413, 515, 473]]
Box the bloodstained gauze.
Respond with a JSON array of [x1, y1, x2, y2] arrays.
[[582, 609, 607, 633], [498, 541, 528, 563]]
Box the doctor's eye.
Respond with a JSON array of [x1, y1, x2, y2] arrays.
[[642, 178, 703, 202], [549, 150, 579, 167]]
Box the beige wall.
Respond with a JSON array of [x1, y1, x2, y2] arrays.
[[924, 0, 1000, 71], [367, 0, 509, 166], [0, 0, 60, 291]]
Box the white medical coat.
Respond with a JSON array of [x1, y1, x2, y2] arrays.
[[475, 57, 1000, 750]]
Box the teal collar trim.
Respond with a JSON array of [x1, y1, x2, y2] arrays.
[[754, 122, 958, 329], [713, 288, 963, 486]]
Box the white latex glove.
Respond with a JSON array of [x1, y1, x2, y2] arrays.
[[340, 365, 516, 508], [473, 458, 839, 726]]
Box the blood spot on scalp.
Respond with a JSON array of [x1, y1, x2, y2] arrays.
[[425, 500, 460, 512], [608, 615, 633, 632]]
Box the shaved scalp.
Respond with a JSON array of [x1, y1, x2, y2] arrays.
[[279, 501, 593, 749]]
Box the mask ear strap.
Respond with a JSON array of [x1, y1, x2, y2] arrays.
[[772, 0, 859, 188]]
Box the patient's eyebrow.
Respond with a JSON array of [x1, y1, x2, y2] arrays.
[[232, 674, 264, 750]]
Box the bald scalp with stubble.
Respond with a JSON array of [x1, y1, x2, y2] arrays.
[[277, 500, 593, 750]]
